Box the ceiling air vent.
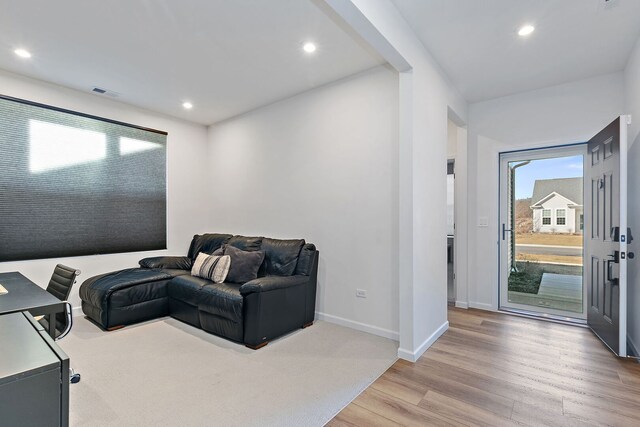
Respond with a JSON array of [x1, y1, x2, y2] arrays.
[[91, 87, 120, 97]]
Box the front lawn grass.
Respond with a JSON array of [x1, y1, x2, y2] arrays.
[[516, 233, 583, 247], [515, 253, 582, 265]]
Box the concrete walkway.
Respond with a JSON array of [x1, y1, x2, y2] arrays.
[[538, 273, 582, 302], [508, 272, 583, 314]]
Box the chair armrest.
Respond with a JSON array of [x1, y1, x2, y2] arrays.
[[240, 275, 308, 296], [56, 302, 73, 341], [139, 256, 192, 270]]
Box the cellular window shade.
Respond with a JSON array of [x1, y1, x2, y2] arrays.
[[0, 96, 167, 262]]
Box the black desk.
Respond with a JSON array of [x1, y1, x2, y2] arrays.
[[0, 272, 65, 338], [0, 311, 70, 427]]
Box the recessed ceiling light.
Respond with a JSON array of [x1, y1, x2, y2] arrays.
[[518, 25, 535, 37], [182, 102, 193, 110], [303, 42, 317, 53], [14, 48, 32, 58]]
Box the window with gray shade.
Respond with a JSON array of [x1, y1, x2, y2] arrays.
[[0, 95, 167, 262]]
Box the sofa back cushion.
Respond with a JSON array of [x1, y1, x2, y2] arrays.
[[227, 235, 263, 252], [294, 243, 317, 276], [259, 238, 305, 277], [187, 234, 232, 260]]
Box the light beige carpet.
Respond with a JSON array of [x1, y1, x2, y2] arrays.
[[59, 316, 397, 427]]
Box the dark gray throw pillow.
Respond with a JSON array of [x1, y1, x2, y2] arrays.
[[217, 244, 265, 284]]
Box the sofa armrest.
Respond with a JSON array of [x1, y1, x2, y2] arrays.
[[240, 275, 308, 296], [139, 256, 193, 270]]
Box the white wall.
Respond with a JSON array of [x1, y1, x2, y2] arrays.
[[626, 37, 640, 146], [625, 36, 640, 354], [207, 66, 400, 339], [0, 69, 210, 311], [467, 72, 625, 310], [324, 0, 468, 361], [447, 119, 457, 158]]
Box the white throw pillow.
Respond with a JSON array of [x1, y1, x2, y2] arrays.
[[191, 252, 231, 283]]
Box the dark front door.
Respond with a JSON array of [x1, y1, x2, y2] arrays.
[[586, 116, 629, 357]]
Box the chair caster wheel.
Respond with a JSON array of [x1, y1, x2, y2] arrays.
[[70, 373, 81, 384]]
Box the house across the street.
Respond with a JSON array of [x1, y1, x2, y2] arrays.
[[530, 177, 583, 234]]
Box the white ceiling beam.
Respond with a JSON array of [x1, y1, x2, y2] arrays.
[[321, 0, 411, 72]]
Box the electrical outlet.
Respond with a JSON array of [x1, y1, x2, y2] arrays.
[[356, 289, 367, 298]]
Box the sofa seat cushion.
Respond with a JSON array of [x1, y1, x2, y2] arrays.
[[80, 268, 173, 309], [109, 278, 170, 308], [159, 269, 192, 279], [198, 282, 243, 323], [167, 275, 211, 306]]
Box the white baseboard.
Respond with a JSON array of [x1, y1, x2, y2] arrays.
[[315, 311, 399, 341], [468, 302, 495, 311], [454, 301, 468, 309], [397, 320, 449, 362], [72, 305, 83, 317]]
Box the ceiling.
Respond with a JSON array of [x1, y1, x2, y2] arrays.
[[3, 1, 639, 120], [0, 0, 384, 125], [392, 0, 640, 102]]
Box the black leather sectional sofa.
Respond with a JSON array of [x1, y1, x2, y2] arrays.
[[79, 233, 318, 349]]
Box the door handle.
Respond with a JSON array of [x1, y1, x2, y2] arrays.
[[607, 259, 619, 286], [609, 251, 620, 263], [502, 223, 512, 241]]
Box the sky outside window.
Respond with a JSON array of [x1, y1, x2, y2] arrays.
[[512, 155, 583, 199]]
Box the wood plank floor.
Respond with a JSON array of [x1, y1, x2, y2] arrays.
[[328, 307, 640, 426]]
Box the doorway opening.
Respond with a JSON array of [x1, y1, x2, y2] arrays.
[[499, 145, 587, 319], [447, 160, 455, 303]]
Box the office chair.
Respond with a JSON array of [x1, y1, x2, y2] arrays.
[[36, 264, 81, 339], [35, 264, 82, 384]]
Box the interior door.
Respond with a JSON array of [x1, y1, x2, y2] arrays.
[[586, 116, 630, 357]]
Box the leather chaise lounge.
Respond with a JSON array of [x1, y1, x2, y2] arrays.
[[79, 233, 318, 349]]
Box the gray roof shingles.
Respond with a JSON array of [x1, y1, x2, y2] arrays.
[[530, 177, 583, 206]]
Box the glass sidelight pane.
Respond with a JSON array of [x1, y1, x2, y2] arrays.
[[505, 154, 584, 315]]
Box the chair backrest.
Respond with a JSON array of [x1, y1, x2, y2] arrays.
[[46, 264, 81, 302]]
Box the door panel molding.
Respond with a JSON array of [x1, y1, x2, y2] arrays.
[[586, 116, 629, 357]]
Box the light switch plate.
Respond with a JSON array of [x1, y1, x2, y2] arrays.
[[478, 216, 489, 227]]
